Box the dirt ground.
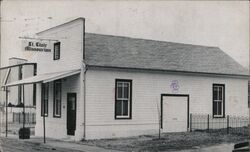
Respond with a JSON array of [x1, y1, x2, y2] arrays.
[[81, 129, 250, 152], [0, 137, 83, 152], [0, 128, 248, 152]]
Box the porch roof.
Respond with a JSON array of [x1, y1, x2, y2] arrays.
[[3, 69, 81, 87]]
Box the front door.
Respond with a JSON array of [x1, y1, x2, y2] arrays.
[[67, 93, 77, 135]]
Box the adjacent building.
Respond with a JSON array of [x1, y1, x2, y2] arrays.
[[3, 18, 249, 140], [0, 58, 36, 125]]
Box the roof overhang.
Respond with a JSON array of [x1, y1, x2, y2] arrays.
[[3, 69, 81, 87], [87, 65, 249, 79]]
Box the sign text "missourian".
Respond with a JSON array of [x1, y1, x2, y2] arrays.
[[24, 41, 52, 52]]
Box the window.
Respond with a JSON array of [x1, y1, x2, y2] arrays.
[[53, 42, 60, 60], [248, 83, 250, 107], [41, 83, 49, 116], [213, 84, 225, 118], [18, 66, 23, 104], [18, 66, 22, 80], [53, 80, 61, 117], [115, 79, 132, 119], [18, 86, 22, 104], [33, 84, 36, 106]]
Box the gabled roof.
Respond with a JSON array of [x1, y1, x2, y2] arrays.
[[85, 33, 248, 76]]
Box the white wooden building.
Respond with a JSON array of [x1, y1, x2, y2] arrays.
[[4, 18, 249, 140]]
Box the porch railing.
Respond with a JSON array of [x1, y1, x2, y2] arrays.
[[12, 112, 36, 124]]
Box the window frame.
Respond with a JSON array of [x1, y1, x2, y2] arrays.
[[41, 83, 49, 117], [53, 42, 61, 60], [53, 80, 62, 118], [115, 79, 132, 119], [212, 84, 225, 118]]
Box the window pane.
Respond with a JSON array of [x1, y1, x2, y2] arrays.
[[116, 100, 122, 116], [213, 101, 217, 115], [58, 101, 61, 115], [42, 83, 49, 116], [124, 84, 129, 99], [117, 84, 122, 99], [213, 88, 217, 100], [54, 42, 60, 60], [122, 100, 128, 116], [218, 87, 222, 100], [45, 84, 49, 99], [45, 100, 48, 114], [41, 100, 44, 115], [56, 100, 59, 115], [55, 101, 57, 114], [55, 83, 61, 98], [218, 102, 222, 115]]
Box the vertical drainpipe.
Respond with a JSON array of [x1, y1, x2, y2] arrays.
[[82, 18, 86, 140], [83, 66, 87, 139]]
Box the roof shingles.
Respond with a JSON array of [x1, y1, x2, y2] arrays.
[[85, 33, 248, 76]]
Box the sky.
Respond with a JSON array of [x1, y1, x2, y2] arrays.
[[1, 0, 249, 69]]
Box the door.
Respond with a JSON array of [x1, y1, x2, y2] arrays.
[[162, 95, 189, 132], [67, 93, 77, 135]]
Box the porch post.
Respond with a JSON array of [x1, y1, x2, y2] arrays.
[[5, 87, 8, 137], [42, 83, 46, 143], [43, 108, 46, 143], [22, 85, 25, 128]]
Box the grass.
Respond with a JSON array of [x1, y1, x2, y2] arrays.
[[81, 127, 250, 152]]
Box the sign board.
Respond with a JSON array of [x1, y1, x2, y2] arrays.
[[22, 40, 53, 52]]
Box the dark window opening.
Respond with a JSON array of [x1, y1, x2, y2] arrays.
[[53, 80, 61, 117], [33, 84, 36, 106], [54, 42, 61, 60], [41, 83, 49, 117], [248, 84, 250, 107], [18, 66, 22, 80], [17, 66, 23, 104], [18, 86, 22, 104]]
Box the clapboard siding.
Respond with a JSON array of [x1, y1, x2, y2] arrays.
[[35, 74, 81, 139], [35, 19, 83, 74], [34, 19, 84, 140], [85, 69, 248, 139]]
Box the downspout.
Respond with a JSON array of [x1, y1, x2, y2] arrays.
[[83, 65, 87, 139], [82, 17, 87, 140]]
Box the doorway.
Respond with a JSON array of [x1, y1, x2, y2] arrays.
[[161, 94, 189, 132], [67, 93, 77, 135]]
